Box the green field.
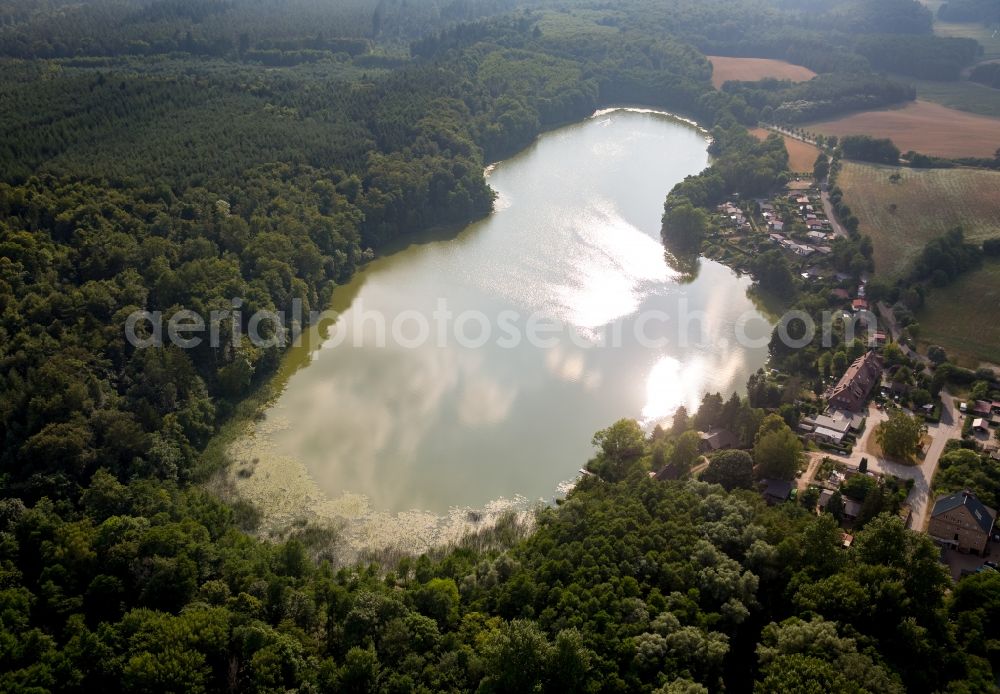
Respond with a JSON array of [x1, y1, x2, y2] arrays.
[[895, 74, 1000, 117], [935, 20, 1000, 62], [901, 9, 1000, 116], [919, 259, 1000, 367], [838, 161, 1000, 277]]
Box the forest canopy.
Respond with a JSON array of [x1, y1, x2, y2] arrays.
[[2, 0, 999, 691]]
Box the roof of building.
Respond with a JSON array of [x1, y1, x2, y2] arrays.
[[843, 499, 862, 518], [827, 351, 883, 412], [813, 426, 845, 443], [654, 464, 682, 482], [810, 410, 863, 434], [932, 491, 996, 534], [700, 428, 738, 451], [760, 478, 794, 501]]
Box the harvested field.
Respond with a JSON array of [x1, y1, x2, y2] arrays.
[[749, 127, 821, 172], [707, 56, 816, 89], [805, 100, 1000, 158], [836, 161, 1000, 277]]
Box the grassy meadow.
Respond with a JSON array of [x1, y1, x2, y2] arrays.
[[919, 259, 1000, 367], [837, 161, 1000, 276]]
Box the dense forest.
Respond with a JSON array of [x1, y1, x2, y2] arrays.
[[937, 0, 1000, 23], [971, 61, 1000, 88], [3, 0, 1000, 691]]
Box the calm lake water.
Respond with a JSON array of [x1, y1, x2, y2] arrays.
[[238, 109, 773, 527]]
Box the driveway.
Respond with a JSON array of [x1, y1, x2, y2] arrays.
[[816, 391, 962, 531], [820, 186, 849, 239], [876, 302, 927, 365]]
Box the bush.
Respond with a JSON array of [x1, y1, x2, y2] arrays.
[[984, 238, 1000, 256]]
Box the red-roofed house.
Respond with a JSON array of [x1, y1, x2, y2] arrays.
[[828, 351, 883, 412], [973, 400, 993, 417]]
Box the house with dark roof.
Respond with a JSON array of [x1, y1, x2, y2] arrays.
[[698, 428, 738, 453], [760, 479, 793, 505], [654, 463, 683, 482], [972, 400, 993, 417], [827, 351, 883, 412], [928, 491, 996, 554], [817, 489, 861, 520]]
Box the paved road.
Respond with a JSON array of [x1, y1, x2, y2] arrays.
[[811, 391, 961, 531], [757, 124, 847, 240]]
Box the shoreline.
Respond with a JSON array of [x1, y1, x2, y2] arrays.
[[207, 105, 718, 564]]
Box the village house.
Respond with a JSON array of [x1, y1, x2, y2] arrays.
[[653, 464, 683, 482], [698, 428, 738, 453], [818, 489, 862, 520], [814, 410, 865, 432], [972, 400, 994, 417], [800, 410, 866, 446], [928, 491, 996, 555], [827, 351, 883, 412], [881, 367, 910, 398], [852, 298, 869, 312], [760, 479, 793, 505]]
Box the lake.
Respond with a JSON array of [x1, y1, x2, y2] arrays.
[[229, 108, 774, 555]]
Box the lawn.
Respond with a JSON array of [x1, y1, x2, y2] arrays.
[[836, 161, 1000, 276], [805, 100, 1000, 158], [918, 259, 1000, 367], [707, 56, 815, 89], [749, 127, 820, 172]]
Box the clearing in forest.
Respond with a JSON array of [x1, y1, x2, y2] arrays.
[[707, 56, 816, 89]]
